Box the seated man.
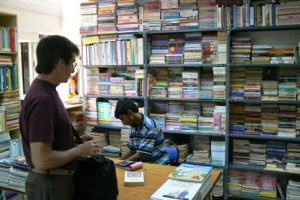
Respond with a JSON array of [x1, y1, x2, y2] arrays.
[[115, 98, 169, 165]]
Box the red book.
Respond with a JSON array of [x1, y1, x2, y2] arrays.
[[10, 28, 16, 52]]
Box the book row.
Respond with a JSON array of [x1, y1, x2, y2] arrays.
[[80, 0, 300, 35]]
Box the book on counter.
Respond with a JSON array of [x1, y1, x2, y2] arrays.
[[151, 176, 212, 200], [124, 171, 144, 186], [168, 163, 212, 183]]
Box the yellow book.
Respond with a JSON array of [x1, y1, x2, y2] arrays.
[[82, 36, 100, 45]]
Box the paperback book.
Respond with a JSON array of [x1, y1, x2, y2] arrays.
[[124, 171, 144, 186], [168, 163, 212, 183]]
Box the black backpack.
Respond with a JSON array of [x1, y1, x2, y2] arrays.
[[72, 126, 119, 200], [73, 155, 119, 200]]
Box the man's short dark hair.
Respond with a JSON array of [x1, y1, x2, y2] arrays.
[[35, 35, 79, 74], [115, 98, 139, 119]]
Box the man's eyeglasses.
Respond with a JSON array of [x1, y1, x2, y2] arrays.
[[72, 63, 77, 70]]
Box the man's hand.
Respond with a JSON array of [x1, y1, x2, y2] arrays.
[[80, 134, 94, 142]]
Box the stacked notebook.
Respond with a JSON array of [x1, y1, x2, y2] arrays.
[[151, 163, 212, 200]]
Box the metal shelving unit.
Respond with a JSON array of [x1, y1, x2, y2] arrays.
[[228, 163, 299, 175], [229, 134, 300, 142], [227, 194, 282, 200], [81, 21, 300, 200], [230, 99, 300, 105], [226, 24, 300, 200]]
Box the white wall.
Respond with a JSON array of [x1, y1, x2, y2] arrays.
[[0, 0, 83, 101], [0, 6, 61, 41]]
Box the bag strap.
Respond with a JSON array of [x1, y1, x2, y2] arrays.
[[71, 125, 83, 144]]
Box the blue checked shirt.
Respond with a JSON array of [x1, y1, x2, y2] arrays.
[[127, 114, 169, 165]]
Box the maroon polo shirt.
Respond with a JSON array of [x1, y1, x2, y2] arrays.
[[19, 79, 75, 169]]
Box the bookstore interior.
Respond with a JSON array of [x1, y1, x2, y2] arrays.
[[0, 0, 300, 199]]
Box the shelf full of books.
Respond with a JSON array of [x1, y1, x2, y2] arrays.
[[80, 1, 300, 199]]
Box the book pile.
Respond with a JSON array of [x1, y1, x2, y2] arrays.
[[85, 68, 99, 95], [286, 143, 300, 174], [178, 144, 190, 163], [109, 129, 123, 149], [244, 104, 261, 135], [263, 108, 278, 135], [180, 114, 198, 132], [210, 140, 225, 166], [233, 139, 250, 165], [120, 128, 130, 156], [161, 0, 179, 30], [141, 0, 161, 31], [85, 98, 98, 126], [149, 35, 168, 64], [228, 170, 277, 198], [184, 33, 203, 64], [182, 70, 199, 98], [179, 0, 198, 29], [0, 55, 13, 66], [98, 101, 112, 125], [80, 2, 97, 35], [0, 131, 10, 159], [261, 81, 278, 101], [198, 0, 218, 28], [279, 105, 297, 138], [202, 33, 218, 63], [0, 159, 30, 193], [117, 0, 139, 33], [216, 31, 227, 64], [249, 141, 266, 166], [101, 145, 121, 157], [97, 0, 117, 34], [186, 136, 211, 165], [270, 48, 295, 64], [277, 1, 300, 26], [212, 67, 226, 99], [151, 163, 212, 200], [244, 68, 262, 99], [230, 67, 245, 100], [265, 141, 286, 171], [287, 179, 300, 200], [199, 68, 213, 99], [110, 77, 124, 96], [230, 37, 252, 63], [251, 45, 272, 64]]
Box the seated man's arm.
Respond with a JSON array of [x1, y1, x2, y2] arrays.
[[125, 151, 144, 161], [122, 150, 135, 160]]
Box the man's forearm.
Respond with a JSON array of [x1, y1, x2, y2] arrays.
[[126, 152, 143, 161]]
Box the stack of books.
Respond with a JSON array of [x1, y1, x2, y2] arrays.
[[151, 163, 212, 200]]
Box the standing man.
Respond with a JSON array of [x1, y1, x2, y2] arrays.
[[115, 98, 169, 164], [19, 35, 100, 200]]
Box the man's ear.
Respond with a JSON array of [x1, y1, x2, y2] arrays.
[[57, 59, 65, 71], [127, 110, 134, 115]]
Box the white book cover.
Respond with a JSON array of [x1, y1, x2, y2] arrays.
[[151, 179, 203, 200], [124, 171, 144, 186]]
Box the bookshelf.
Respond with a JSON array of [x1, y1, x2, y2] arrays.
[[0, 12, 24, 195], [80, 1, 300, 199]]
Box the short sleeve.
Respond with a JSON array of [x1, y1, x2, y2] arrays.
[[27, 96, 55, 143]]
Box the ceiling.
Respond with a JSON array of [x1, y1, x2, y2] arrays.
[[0, 0, 64, 16]]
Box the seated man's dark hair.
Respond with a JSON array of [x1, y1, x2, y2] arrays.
[[35, 35, 79, 74], [115, 98, 139, 119]]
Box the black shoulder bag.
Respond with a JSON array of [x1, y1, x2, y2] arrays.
[[72, 128, 119, 200]]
